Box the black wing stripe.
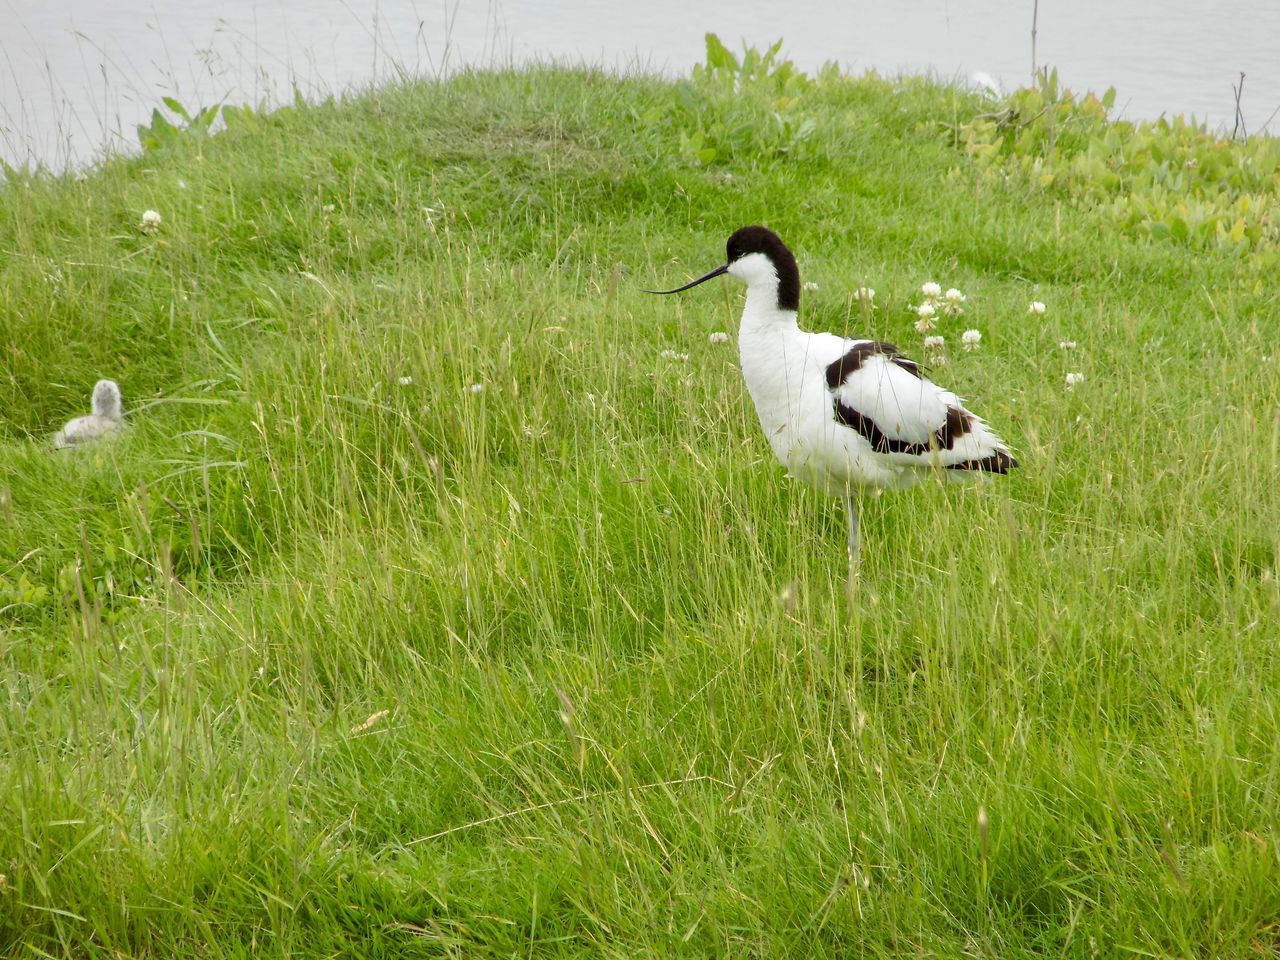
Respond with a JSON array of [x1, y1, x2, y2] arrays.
[[824, 341, 920, 389], [946, 451, 1018, 473], [834, 400, 974, 456], [937, 405, 974, 450]]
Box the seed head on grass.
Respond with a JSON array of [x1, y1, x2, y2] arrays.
[[977, 805, 990, 863], [778, 579, 800, 614], [556, 688, 585, 769], [349, 708, 390, 735]]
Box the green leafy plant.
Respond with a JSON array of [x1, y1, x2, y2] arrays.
[[136, 97, 221, 153], [659, 34, 820, 166], [692, 35, 811, 97], [954, 69, 1280, 261], [219, 102, 259, 130], [0, 572, 48, 613]]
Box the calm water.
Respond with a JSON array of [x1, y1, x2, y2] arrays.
[[2, 0, 1278, 169]]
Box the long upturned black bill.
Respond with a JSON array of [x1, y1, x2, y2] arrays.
[[643, 263, 729, 294]]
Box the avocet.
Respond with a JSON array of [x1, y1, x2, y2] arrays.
[[649, 226, 1016, 562]]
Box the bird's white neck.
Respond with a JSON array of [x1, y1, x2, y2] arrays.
[[739, 282, 798, 338]]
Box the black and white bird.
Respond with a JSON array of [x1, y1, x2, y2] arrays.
[[54, 379, 124, 449], [648, 226, 1016, 562]]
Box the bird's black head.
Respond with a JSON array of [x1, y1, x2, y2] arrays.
[[725, 226, 800, 310], [645, 225, 801, 311]]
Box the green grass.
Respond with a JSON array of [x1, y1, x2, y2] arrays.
[[2, 56, 1279, 958]]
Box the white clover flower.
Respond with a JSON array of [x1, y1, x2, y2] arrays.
[[140, 209, 162, 233], [961, 329, 982, 351], [708, 331, 730, 345], [929, 353, 948, 366], [923, 335, 945, 351], [1028, 301, 1047, 315], [660, 349, 690, 362], [945, 288, 966, 304], [915, 302, 941, 330], [322, 203, 336, 213], [397, 376, 414, 386], [1059, 339, 1077, 350], [803, 281, 819, 292], [922, 281, 942, 299], [468, 382, 485, 394], [1065, 372, 1085, 388], [854, 287, 875, 303]]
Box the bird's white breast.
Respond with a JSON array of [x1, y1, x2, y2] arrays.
[[736, 301, 906, 492]]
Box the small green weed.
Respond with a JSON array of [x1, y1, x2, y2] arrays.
[[136, 97, 222, 153], [648, 34, 820, 166]]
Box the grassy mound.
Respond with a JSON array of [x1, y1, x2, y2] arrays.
[[2, 42, 1278, 957]]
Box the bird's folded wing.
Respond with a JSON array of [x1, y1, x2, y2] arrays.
[[826, 343, 1013, 469]]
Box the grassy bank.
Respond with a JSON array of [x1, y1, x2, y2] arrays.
[[2, 42, 1279, 957]]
